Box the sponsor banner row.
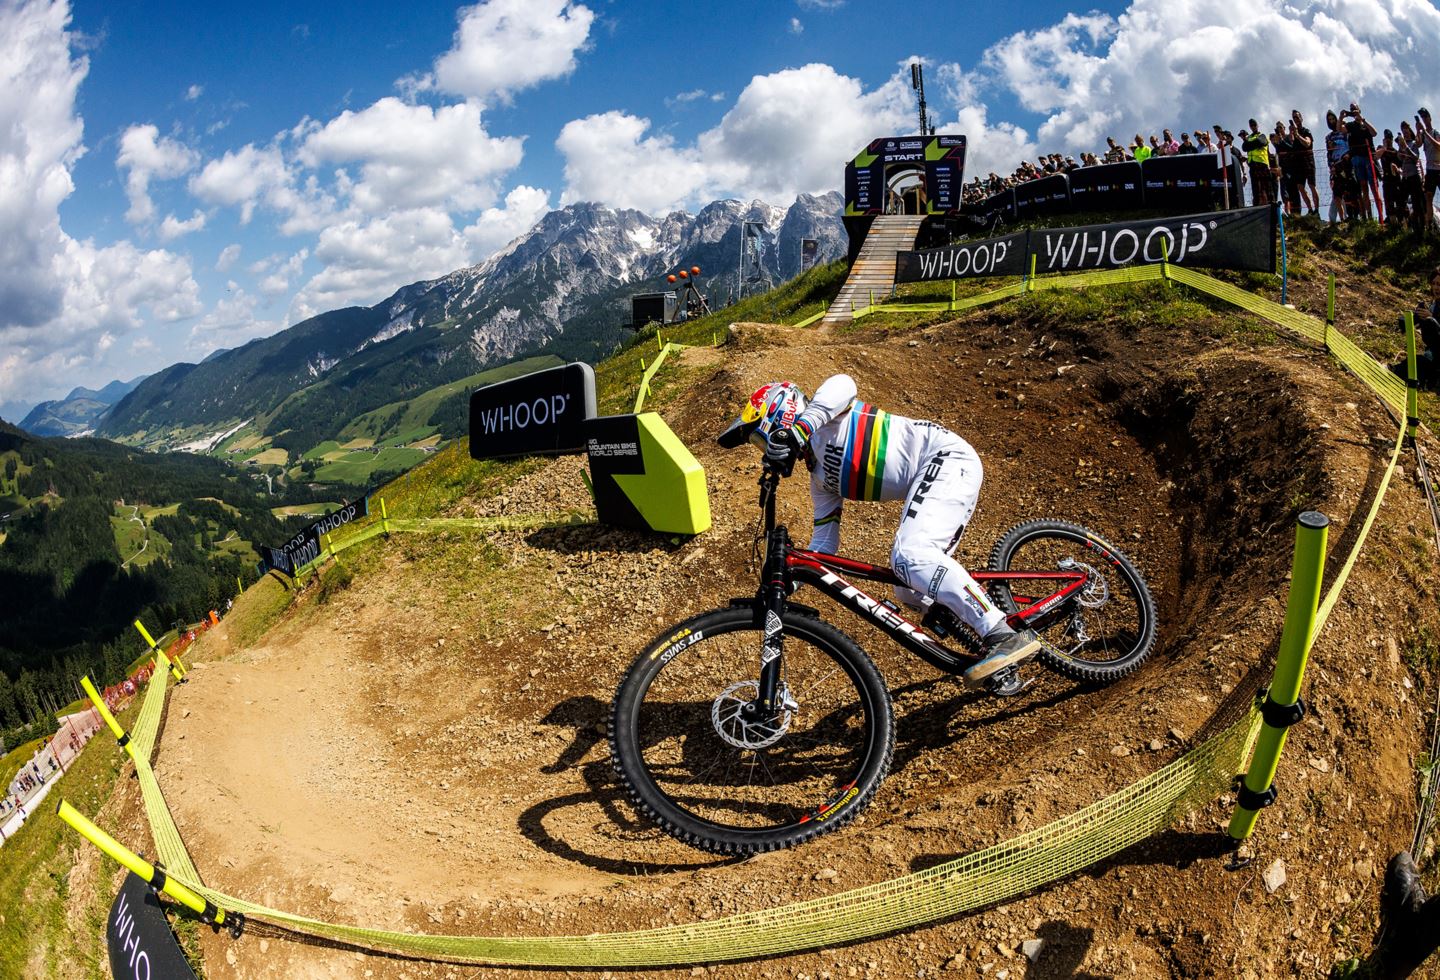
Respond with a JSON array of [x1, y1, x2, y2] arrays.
[[896, 205, 1276, 282], [262, 496, 370, 576]]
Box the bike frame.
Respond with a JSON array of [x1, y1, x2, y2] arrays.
[[750, 467, 1089, 711]]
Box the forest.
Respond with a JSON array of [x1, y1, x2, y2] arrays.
[[0, 420, 302, 741]]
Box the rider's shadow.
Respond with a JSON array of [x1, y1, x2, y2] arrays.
[[519, 695, 740, 875], [887, 677, 1085, 774]]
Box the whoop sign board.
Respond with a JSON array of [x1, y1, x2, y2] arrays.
[[896, 205, 1276, 282], [108, 872, 198, 980], [470, 362, 597, 461]]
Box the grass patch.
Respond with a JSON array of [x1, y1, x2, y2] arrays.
[[312, 446, 427, 484], [302, 440, 341, 461], [0, 698, 136, 978], [226, 574, 294, 650]]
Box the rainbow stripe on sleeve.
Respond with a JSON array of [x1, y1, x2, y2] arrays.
[[840, 402, 890, 501]]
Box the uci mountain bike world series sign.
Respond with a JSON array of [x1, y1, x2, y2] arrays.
[[469, 362, 597, 461]]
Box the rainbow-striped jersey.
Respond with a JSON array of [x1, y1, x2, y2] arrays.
[[793, 374, 972, 552]]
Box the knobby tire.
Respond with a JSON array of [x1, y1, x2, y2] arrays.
[[610, 606, 894, 855]]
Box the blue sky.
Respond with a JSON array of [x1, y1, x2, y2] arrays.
[[3, 0, 1439, 418]]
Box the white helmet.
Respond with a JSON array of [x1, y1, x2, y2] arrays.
[[716, 381, 807, 449]]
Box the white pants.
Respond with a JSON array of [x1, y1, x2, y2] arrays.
[[890, 446, 1007, 637]]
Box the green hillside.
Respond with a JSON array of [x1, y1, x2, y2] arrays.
[[0, 420, 303, 742]]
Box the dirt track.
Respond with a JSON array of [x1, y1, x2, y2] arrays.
[[140, 309, 1437, 978]]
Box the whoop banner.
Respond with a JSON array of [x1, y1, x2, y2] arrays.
[[108, 872, 198, 980], [896, 205, 1276, 282], [262, 496, 370, 575]]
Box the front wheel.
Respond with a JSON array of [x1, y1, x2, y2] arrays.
[[610, 606, 894, 855], [988, 519, 1158, 684]]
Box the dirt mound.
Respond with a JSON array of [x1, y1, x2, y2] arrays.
[[143, 307, 1435, 978]]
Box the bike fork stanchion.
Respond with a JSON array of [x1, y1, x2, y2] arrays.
[[1228, 511, 1328, 840]]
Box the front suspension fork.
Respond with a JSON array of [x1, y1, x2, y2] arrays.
[[756, 526, 791, 713]]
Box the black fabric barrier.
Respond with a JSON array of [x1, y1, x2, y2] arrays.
[[895, 205, 1276, 282], [261, 496, 370, 575], [108, 872, 198, 980], [895, 231, 1028, 281], [1013, 174, 1070, 218], [1141, 155, 1222, 211], [1066, 161, 1144, 212]]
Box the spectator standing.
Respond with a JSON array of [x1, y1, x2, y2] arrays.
[[1291, 110, 1319, 214], [1377, 129, 1402, 227], [1342, 103, 1379, 220], [1416, 108, 1440, 231], [1104, 136, 1126, 163], [1271, 123, 1300, 215], [1325, 110, 1351, 221], [1242, 123, 1272, 206], [1132, 134, 1152, 162], [1161, 129, 1180, 155], [1398, 120, 1425, 233], [1177, 132, 1198, 154]]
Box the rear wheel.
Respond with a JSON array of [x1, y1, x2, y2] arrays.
[[987, 519, 1157, 684], [610, 606, 894, 855]]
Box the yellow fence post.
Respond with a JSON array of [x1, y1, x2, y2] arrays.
[[380, 496, 391, 537], [1228, 511, 1328, 840], [1325, 274, 1335, 350], [950, 280, 956, 311], [235, 575, 243, 596], [1161, 239, 1172, 287], [1405, 311, 1420, 439], [80, 676, 135, 761], [55, 800, 237, 932], [134, 620, 183, 682], [1027, 254, 1037, 293]]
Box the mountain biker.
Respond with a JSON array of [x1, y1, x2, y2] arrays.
[[718, 374, 1041, 688]]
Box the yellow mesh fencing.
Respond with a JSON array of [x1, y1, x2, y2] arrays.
[[61, 261, 1419, 967], [118, 661, 1257, 966]]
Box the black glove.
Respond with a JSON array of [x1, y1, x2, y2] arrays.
[[764, 426, 798, 477]]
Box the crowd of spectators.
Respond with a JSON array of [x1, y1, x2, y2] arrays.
[[961, 103, 1440, 234]]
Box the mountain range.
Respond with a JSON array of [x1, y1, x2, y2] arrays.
[[96, 193, 846, 454], [18, 377, 148, 438]]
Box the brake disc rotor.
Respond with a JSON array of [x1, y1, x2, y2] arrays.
[[711, 680, 794, 749]]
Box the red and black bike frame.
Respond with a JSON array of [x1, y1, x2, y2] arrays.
[[750, 467, 1089, 712]]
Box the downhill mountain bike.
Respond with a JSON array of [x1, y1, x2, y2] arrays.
[[610, 462, 1157, 855]]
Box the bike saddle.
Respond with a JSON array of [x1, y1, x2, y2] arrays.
[[986, 666, 1034, 698]]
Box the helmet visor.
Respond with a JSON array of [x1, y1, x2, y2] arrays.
[[716, 415, 759, 449]]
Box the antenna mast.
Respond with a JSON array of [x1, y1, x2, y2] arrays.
[[910, 62, 933, 136]]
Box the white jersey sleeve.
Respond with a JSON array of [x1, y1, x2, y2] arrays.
[[794, 374, 857, 447]]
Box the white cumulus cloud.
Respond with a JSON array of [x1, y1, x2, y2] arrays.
[[299, 98, 524, 213], [462, 184, 551, 257], [0, 0, 202, 405], [117, 124, 199, 225], [416, 0, 594, 103], [158, 209, 207, 240], [291, 208, 473, 319], [558, 63, 913, 211]]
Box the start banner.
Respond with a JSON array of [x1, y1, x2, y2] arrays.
[[895, 205, 1276, 282]]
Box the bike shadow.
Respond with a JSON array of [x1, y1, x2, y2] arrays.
[[888, 676, 1085, 775], [518, 695, 741, 876]]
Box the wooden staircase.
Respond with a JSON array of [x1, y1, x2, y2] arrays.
[[822, 214, 927, 325]]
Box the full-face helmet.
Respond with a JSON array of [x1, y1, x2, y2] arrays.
[[716, 381, 807, 449]]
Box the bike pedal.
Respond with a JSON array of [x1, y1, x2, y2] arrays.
[[986, 668, 1034, 698]]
